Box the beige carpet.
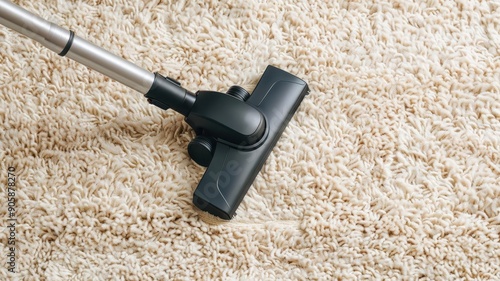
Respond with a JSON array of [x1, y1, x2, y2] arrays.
[[1, 0, 499, 280]]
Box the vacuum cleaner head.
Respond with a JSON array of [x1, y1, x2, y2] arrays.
[[190, 66, 309, 219], [145, 65, 309, 219], [0, 0, 309, 220]]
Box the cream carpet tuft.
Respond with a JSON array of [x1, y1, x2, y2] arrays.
[[1, 0, 499, 280]]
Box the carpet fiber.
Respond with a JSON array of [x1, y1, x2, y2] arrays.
[[1, 0, 499, 280]]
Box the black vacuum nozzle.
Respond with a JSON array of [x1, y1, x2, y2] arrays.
[[145, 65, 308, 219], [190, 65, 309, 219]]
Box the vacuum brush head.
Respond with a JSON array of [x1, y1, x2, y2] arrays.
[[190, 65, 309, 219]]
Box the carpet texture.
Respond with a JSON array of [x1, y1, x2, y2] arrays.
[[1, 0, 499, 280]]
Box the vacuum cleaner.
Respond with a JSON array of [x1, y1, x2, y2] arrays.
[[0, 0, 309, 220]]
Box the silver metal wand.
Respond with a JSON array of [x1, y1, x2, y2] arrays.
[[0, 0, 154, 94]]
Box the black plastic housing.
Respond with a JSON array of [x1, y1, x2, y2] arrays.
[[192, 65, 309, 219], [185, 91, 266, 146]]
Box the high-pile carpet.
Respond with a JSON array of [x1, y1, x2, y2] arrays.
[[1, 0, 499, 280]]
